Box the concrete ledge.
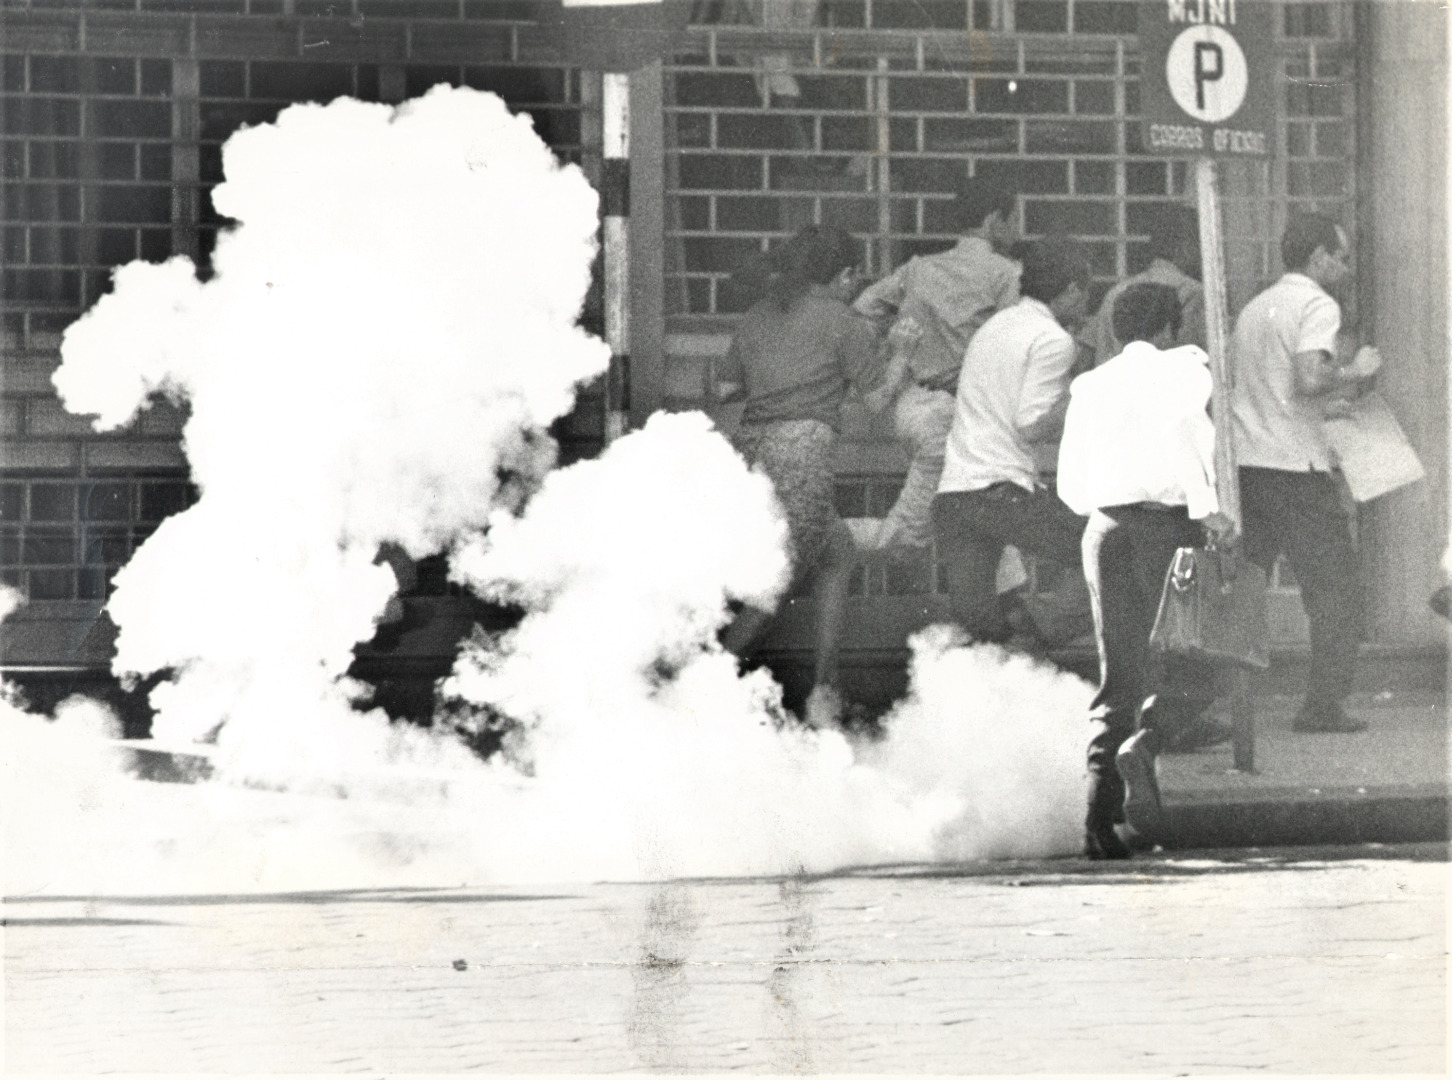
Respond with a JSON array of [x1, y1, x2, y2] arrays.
[[1161, 786, 1449, 849], [94, 750, 1452, 852]]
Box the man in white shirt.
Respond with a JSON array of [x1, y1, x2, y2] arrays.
[[1058, 283, 1235, 858], [931, 236, 1091, 641], [1231, 214, 1381, 734], [853, 176, 1022, 551], [1080, 204, 1206, 367]]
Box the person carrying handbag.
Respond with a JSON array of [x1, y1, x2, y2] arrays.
[[1057, 283, 1237, 859]]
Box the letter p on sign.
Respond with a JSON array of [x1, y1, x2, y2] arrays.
[[1167, 25, 1247, 123]]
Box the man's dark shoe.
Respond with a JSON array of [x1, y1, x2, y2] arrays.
[[1115, 730, 1163, 839], [1084, 822, 1131, 860], [1160, 716, 1234, 753], [1292, 703, 1368, 734]]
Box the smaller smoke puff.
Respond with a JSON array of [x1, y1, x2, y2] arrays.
[[868, 626, 1090, 861], [447, 409, 789, 735], [440, 413, 1090, 880]]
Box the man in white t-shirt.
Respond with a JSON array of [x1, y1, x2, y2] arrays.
[[931, 236, 1091, 641], [1231, 214, 1381, 734], [1058, 283, 1235, 857]]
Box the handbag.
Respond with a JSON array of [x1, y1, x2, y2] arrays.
[[1149, 545, 1270, 669]]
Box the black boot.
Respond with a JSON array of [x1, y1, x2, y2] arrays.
[[1115, 727, 1163, 840], [1084, 772, 1130, 860]]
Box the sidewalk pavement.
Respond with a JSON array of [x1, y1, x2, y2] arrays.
[[5, 848, 1445, 1072], [1156, 689, 1448, 849]]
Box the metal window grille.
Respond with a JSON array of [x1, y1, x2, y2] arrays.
[[664, 1, 1354, 329], [1, 5, 585, 603]]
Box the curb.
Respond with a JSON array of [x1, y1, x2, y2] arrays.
[[120, 745, 1449, 853], [1160, 784, 1449, 849]]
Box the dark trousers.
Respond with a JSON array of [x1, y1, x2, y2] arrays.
[[1239, 467, 1361, 710], [931, 483, 1086, 640], [1082, 505, 1218, 824]]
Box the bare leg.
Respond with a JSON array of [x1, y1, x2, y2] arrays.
[[812, 519, 857, 692]]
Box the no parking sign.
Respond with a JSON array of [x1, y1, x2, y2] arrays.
[[1139, 0, 1276, 157]]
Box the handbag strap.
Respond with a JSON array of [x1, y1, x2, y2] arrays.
[[1169, 547, 1197, 591]]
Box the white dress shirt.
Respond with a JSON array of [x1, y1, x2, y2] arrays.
[[1056, 341, 1220, 520], [1230, 272, 1341, 472], [938, 296, 1077, 494]]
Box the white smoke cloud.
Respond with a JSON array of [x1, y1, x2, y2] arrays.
[[867, 626, 1091, 861], [5, 86, 1094, 895], [428, 413, 1089, 880], [50, 87, 608, 774]]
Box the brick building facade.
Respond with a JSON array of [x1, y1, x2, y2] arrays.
[[2, 0, 1445, 688]]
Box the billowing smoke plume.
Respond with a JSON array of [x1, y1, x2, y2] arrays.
[[51, 87, 607, 779], [4, 87, 1093, 894], [434, 413, 1089, 879]]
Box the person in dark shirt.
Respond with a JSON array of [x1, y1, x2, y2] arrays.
[[713, 225, 882, 723]]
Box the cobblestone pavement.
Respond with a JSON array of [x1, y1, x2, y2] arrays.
[[5, 844, 1446, 1074]]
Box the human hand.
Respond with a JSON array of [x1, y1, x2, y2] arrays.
[[887, 315, 923, 353], [1202, 511, 1239, 546], [1347, 345, 1382, 379]]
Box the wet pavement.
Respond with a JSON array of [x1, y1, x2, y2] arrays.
[[5, 844, 1445, 1073]]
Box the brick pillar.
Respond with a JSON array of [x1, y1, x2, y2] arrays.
[[1357, 2, 1449, 646]]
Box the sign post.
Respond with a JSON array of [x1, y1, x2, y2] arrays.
[[557, 0, 688, 442], [1139, 0, 1275, 771]]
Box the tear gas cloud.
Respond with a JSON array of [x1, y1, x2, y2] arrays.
[[4, 87, 1091, 893]]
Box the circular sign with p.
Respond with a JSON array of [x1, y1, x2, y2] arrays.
[[1166, 25, 1249, 123]]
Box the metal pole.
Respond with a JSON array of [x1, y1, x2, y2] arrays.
[[602, 71, 631, 444], [1196, 156, 1255, 773]]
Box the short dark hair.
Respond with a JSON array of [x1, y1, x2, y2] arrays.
[[734, 224, 861, 310], [1281, 213, 1343, 271], [1019, 236, 1091, 304], [1112, 283, 1182, 344], [1145, 204, 1200, 266], [953, 174, 1018, 233]]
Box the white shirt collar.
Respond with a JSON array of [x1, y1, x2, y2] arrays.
[[953, 235, 993, 256], [1016, 295, 1057, 321], [1281, 271, 1327, 294], [1115, 339, 1208, 365]]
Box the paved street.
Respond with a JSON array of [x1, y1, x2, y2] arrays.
[[4, 844, 1445, 1073]]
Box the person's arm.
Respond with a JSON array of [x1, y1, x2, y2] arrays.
[[841, 314, 892, 404], [861, 352, 911, 414], [1181, 400, 1221, 522], [1179, 287, 1207, 350], [851, 265, 907, 329], [1016, 333, 1078, 443], [1293, 347, 1379, 398], [1289, 294, 1379, 400], [711, 336, 746, 403], [1169, 362, 1237, 541], [1053, 381, 1093, 516]]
